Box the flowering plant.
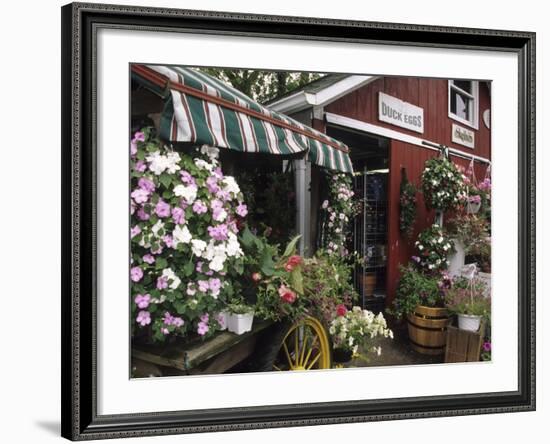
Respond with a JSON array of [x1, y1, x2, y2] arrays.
[[399, 175, 417, 237], [388, 265, 445, 319], [413, 224, 454, 273], [329, 307, 393, 359], [130, 128, 248, 342], [421, 157, 467, 211], [320, 172, 355, 256], [444, 274, 491, 318], [238, 228, 309, 322], [301, 250, 357, 324]]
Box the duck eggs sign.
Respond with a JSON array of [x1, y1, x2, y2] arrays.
[[378, 92, 424, 133]]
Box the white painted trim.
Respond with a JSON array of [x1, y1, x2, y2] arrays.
[[268, 75, 376, 114], [448, 80, 480, 130], [325, 112, 491, 164]]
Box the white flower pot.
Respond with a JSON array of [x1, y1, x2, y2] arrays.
[[448, 239, 466, 277], [227, 312, 254, 335], [457, 313, 481, 332], [466, 201, 481, 214]]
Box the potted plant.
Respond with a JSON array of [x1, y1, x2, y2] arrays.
[[466, 194, 482, 214], [444, 273, 490, 332], [421, 156, 467, 212], [388, 264, 449, 355], [329, 306, 393, 363], [413, 224, 455, 273], [446, 214, 491, 274], [226, 302, 255, 335]]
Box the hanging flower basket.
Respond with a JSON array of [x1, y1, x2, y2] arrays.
[[421, 157, 467, 212]]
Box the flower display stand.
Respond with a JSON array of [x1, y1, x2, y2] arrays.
[[444, 321, 486, 363]]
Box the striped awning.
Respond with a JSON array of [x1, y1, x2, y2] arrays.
[[131, 64, 353, 173]]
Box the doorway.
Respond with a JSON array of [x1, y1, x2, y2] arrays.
[[326, 125, 390, 314]]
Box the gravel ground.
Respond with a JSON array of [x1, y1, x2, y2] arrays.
[[340, 324, 444, 368]]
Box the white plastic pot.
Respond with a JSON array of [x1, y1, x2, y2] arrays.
[[466, 201, 481, 214], [448, 239, 466, 277], [227, 312, 254, 335], [457, 313, 482, 332]]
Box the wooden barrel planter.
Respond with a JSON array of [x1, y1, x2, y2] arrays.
[[407, 306, 450, 355], [358, 272, 377, 297]]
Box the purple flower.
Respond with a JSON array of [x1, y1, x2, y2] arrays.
[[155, 200, 171, 218], [133, 131, 146, 142], [164, 312, 184, 328], [197, 321, 209, 336], [236, 203, 248, 217], [163, 234, 174, 248], [200, 313, 210, 323], [192, 200, 208, 214], [131, 188, 149, 204], [172, 207, 185, 225], [411, 256, 421, 263], [197, 280, 209, 293], [216, 190, 231, 201], [131, 225, 141, 238], [210, 199, 223, 210], [130, 140, 137, 157], [134, 294, 151, 309], [180, 170, 195, 185], [134, 160, 147, 173], [156, 276, 168, 290], [161, 328, 169, 335], [130, 266, 143, 282], [151, 244, 163, 255], [468, 195, 482, 204], [207, 224, 228, 241], [213, 167, 223, 179], [137, 206, 150, 221], [138, 177, 156, 193], [142, 254, 155, 264], [206, 176, 220, 193], [136, 310, 151, 326], [483, 342, 492, 352], [209, 278, 222, 296], [196, 261, 204, 273]]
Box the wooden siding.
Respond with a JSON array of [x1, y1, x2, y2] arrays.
[[325, 78, 491, 160]]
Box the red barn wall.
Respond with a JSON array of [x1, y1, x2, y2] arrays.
[[325, 77, 491, 305]]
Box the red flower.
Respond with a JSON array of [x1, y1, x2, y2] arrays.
[[336, 304, 348, 317], [284, 255, 302, 272], [278, 285, 297, 304]]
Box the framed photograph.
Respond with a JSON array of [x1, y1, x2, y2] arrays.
[[61, 2, 535, 440]]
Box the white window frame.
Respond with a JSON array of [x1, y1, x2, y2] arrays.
[[448, 80, 479, 129]]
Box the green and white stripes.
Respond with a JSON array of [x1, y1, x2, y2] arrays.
[[133, 64, 353, 173]]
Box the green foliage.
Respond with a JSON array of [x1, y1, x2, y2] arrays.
[[198, 68, 324, 103], [444, 275, 491, 317], [301, 251, 357, 324], [414, 224, 454, 273], [388, 265, 444, 319], [399, 176, 417, 237], [421, 156, 467, 211]]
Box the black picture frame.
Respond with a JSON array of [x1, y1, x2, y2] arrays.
[[61, 2, 536, 440]]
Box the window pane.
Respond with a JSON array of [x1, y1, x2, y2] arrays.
[[450, 90, 471, 121], [453, 80, 472, 94]]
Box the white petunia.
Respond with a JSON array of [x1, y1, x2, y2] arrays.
[[173, 184, 197, 204], [194, 158, 214, 172], [172, 225, 192, 246], [200, 145, 220, 161], [161, 268, 181, 290], [222, 176, 240, 196], [191, 239, 207, 257], [151, 220, 165, 238]]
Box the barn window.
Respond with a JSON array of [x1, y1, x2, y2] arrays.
[[448, 80, 479, 129]]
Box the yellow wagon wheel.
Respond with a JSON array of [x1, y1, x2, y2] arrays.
[[272, 316, 331, 371]]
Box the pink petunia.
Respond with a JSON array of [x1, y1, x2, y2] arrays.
[[136, 310, 151, 326], [130, 266, 143, 282]]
